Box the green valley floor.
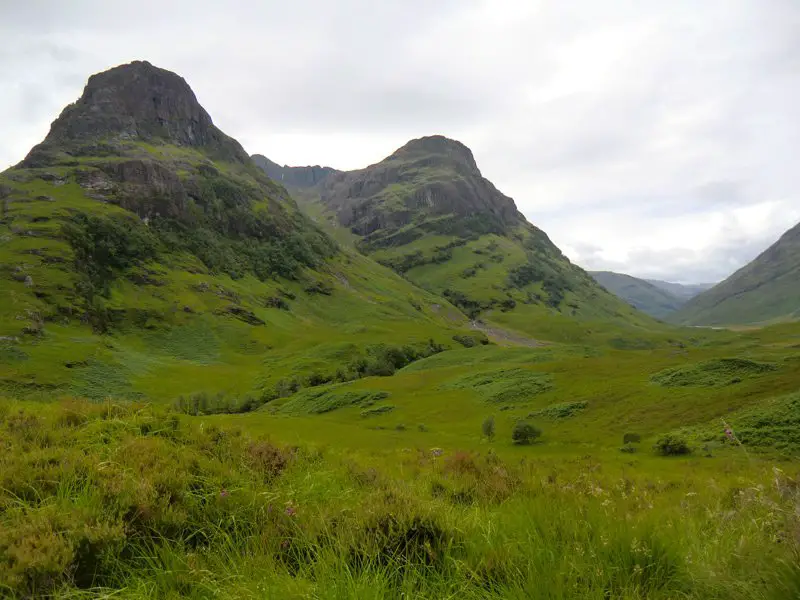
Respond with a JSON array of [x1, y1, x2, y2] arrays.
[[1, 321, 799, 599]]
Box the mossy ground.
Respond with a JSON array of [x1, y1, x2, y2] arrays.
[[3, 313, 800, 598]]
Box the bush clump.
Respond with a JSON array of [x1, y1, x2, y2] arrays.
[[452, 333, 490, 348], [280, 388, 390, 415], [654, 433, 691, 456], [444, 368, 552, 404], [651, 358, 777, 388], [528, 401, 587, 420], [512, 421, 541, 445], [623, 432, 642, 445], [481, 416, 496, 441], [360, 405, 395, 418], [175, 391, 260, 415]]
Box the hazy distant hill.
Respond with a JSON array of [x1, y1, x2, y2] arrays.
[[589, 271, 689, 319], [251, 154, 340, 189], [671, 221, 800, 325], [645, 279, 714, 301]]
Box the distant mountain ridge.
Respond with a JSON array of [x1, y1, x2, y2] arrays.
[[671, 221, 800, 325], [589, 272, 686, 319], [251, 154, 340, 189], [645, 279, 714, 301]]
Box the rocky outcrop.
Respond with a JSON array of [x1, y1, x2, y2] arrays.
[[74, 160, 189, 220], [22, 61, 250, 167], [252, 154, 339, 188]]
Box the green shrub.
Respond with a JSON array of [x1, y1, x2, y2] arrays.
[[481, 416, 496, 441], [349, 340, 446, 377], [174, 391, 259, 415], [280, 388, 389, 416], [444, 368, 552, 404], [452, 333, 490, 348], [63, 213, 159, 298], [512, 421, 541, 445], [360, 405, 395, 418], [651, 358, 777, 388], [528, 401, 587, 420], [265, 296, 290, 310], [623, 433, 642, 445], [654, 433, 691, 456], [304, 280, 333, 296]]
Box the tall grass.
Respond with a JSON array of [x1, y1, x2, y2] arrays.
[[1, 398, 798, 599]]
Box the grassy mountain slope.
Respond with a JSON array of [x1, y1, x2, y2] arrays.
[[258, 136, 663, 343], [672, 221, 800, 325], [0, 62, 473, 403], [590, 271, 686, 319]]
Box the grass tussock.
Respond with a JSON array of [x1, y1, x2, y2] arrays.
[[528, 400, 588, 420], [442, 367, 553, 404], [651, 357, 777, 387]]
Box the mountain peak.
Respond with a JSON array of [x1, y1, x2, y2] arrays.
[[315, 135, 523, 245], [23, 60, 249, 166], [391, 135, 479, 171]]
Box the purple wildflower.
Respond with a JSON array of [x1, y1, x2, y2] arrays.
[[285, 506, 296, 517], [220, 489, 230, 498]]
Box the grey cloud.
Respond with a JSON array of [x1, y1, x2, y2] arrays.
[[581, 234, 779, 285]]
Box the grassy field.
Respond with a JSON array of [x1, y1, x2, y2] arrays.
[[1, 320, 799, 598]]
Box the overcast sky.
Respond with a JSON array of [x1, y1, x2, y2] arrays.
[[1, 0, 798, 283]]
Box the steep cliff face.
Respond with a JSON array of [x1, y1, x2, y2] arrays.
[[251, 154, 339, 188]]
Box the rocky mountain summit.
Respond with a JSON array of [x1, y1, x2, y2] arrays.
[[317, 135, 523, 243], [23, 61, 250, 168]]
